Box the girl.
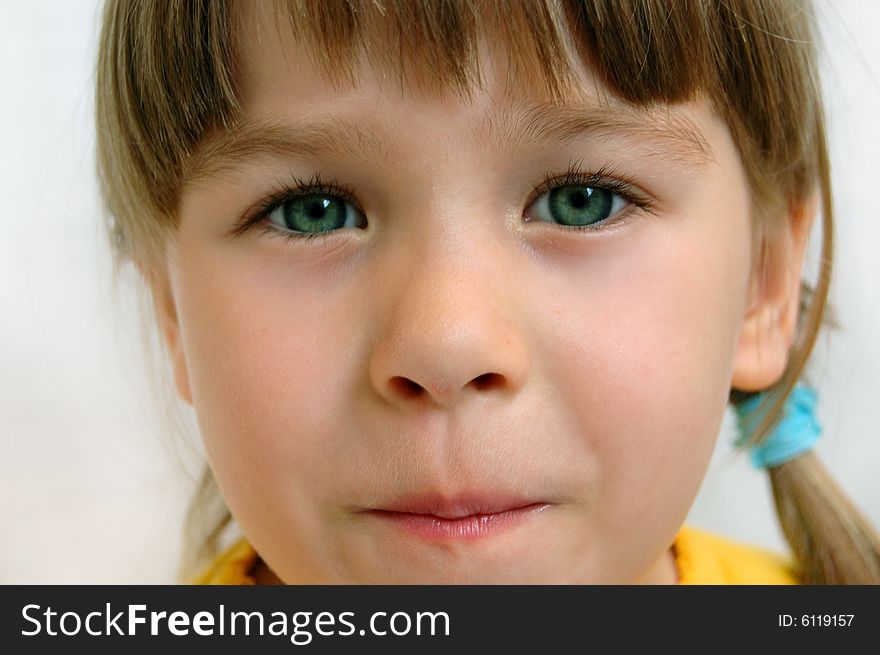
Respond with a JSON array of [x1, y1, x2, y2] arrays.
[[95, 0, 880, 584]]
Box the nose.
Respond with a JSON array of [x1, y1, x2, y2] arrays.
[[368, 236, 529, 410]]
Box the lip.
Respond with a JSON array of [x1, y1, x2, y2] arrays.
[[364, 492, 551, 541]]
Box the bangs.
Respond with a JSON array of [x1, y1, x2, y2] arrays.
[[267, 0, 580, 100], [266, 0, 712, 102]]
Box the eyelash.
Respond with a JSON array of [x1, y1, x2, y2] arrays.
[[527, 161, 656, 228], [231, 172, 361, 245], [232, 163, 656, 244]]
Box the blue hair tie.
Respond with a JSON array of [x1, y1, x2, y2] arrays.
[[733, 384, 821, 468]]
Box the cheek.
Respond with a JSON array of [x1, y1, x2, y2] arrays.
[[534, 212, 751, 536], [171, 242, 357, 529]]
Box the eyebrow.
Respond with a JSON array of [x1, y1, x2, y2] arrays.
[[186, 102, 714, 182], [479, 102, 714, 168], [187, 116, 391, 182]]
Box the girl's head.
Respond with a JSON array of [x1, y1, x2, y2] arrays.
[[96, 0, 878, 583]]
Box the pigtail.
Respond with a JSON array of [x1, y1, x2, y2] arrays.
[[769, 452, 880, 584], [734, 376, 880, 584], [767, 453, 880, 583], [178, 465, 233, 583]]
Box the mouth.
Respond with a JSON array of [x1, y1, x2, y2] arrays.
[[363, 492, 552, 541]]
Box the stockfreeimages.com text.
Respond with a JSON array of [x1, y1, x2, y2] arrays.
[[21, 603, 450, 645]]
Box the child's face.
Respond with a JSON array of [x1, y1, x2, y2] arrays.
[[164, 9, 760, 583]]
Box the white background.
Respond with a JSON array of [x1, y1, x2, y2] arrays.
[[1, 1, 878, 582]]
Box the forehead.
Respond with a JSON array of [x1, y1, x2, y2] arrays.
[[191, 1, 717, 182]]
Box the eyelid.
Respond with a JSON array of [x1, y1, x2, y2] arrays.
[[229, 172, 363, 240], [525, 162, 656, 214]]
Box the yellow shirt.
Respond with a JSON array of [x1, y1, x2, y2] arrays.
[[195, 524, 800, 585]]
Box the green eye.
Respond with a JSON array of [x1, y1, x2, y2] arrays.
[[529, 185, 626, 227], [267, 193, 362, 234]]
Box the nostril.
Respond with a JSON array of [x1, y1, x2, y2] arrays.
[[388, 373, 502, 401], [471, 372, 501, 390], [389, 376, 424, 398]]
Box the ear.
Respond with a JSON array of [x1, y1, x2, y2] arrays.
[[138, 259, 193, 405], [731, 191, 819, 392]]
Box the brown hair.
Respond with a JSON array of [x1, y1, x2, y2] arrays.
[[95, 0, 880, 583]]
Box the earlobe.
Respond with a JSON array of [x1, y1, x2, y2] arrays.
[[139, 261, 194, 405], [731, 192, 818, 392], [731, 297, 790, 391]]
